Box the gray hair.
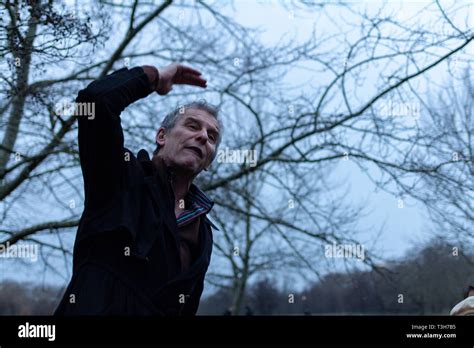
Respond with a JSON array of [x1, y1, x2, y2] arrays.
[[153, 100, 223, 162]]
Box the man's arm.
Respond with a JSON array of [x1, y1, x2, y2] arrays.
[[77, 64, 207, 213], [77, 67, 152, 213]]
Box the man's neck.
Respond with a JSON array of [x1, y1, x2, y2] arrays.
[[152, 155, 194, 211], [169, 171, 192, 204]]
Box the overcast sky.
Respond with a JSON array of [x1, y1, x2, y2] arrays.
[[1, 0, 471, 290]]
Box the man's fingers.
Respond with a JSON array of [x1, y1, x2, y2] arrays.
[[159, 64, 206, 91], [179, 65, 203, 76], [174, 73, 207, 87], [180, 78, 207, 88]]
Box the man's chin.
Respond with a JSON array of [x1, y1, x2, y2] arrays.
[[173, 159, 203, 175]]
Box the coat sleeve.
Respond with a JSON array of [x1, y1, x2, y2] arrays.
[[77, 67, 154, 212]]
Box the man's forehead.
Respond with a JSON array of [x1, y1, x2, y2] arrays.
[[182, 108, 219, 130]]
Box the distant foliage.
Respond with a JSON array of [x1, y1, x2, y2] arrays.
[[198, 239, 474, 315]]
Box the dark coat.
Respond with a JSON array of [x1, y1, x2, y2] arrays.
[[53, 67, 217, 316]]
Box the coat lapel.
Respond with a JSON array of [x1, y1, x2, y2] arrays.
[[137, 149, 180, 257], [150, 216, 213, 304], [137, 149, 214, 287]]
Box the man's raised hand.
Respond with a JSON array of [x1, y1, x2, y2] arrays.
[[155, 63, 207, 95]]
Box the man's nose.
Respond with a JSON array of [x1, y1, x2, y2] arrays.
[[195, 129, 209, 143]]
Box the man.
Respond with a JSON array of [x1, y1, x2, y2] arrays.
[[450, 285, 474, 316], [54, 63, 221, 315]]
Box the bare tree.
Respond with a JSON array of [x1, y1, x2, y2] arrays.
[[417, 69, 473, 249], [0, 1, 472, 315]]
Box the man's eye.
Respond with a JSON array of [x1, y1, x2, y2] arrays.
[[188, 124, 198, 130]]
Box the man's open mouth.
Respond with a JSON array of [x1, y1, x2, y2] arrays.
[[186, 146, 202, 158]]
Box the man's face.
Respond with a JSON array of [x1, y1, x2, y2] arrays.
[[155, 108, 219, 175]]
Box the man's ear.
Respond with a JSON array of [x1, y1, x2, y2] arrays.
[[156, 127, 166, 147]]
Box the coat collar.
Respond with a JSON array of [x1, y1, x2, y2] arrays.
[[137, 149, 215, 208], [136, 149, 218, 233]]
